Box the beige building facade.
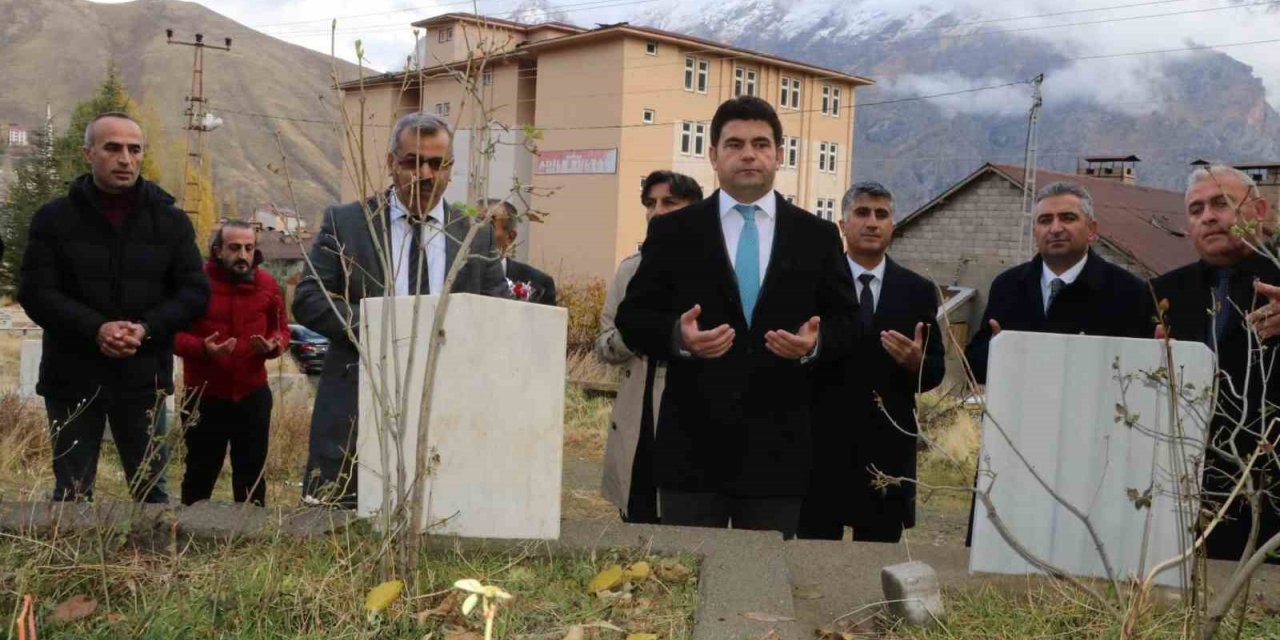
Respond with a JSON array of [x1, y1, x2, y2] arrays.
[[340, 13, 871, 282]]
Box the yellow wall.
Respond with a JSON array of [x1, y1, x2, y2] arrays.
[[343, 30, 862, 282]]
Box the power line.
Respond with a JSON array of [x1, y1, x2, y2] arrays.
[[931, 0, 1280, 41], [1065, 36, 1280, 60]]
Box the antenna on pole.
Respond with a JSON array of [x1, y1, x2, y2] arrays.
[[165, 29, 232, 239], [1019, 73, 1044, 260]]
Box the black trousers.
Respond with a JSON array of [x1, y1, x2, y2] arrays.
[[45, 394, 170, 503], [181, 386, 273, 506], [660, 489, 802, 539], [622, 362, 660, 524]]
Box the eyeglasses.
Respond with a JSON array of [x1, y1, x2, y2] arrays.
[[395, 154, 452, 171]]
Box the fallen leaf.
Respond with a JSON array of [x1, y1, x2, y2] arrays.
[[365, 580, 405, 614], [654, 559, 693, 582], [562, 625, 585, 640], [415, 592, 461, 624], [625, 634, 658, 640], [741, 612, 795, 623], [105, 612, 125, 623], [446, 632, 483, 640], [623, 561, 651, 581], [588, 564, 625, 593], [792, 585, 824, 601], [51, 595, 97, 623]]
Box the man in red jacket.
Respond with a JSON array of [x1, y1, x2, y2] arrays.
[[174, 220, 289, 506]]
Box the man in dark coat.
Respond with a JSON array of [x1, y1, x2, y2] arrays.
[[799, 181, 945, 542], [615, 96, 858, 538], [17, 111, 208, 503], [1151, 164, 1280, 563], [964, 181, 1150, 384], [293, 112, 508, 507], [482, 199, 557, 305]]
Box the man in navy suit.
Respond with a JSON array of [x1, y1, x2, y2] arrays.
[[964, 181, 1149, 384], [616, 96, 858, 538], [800, 181, 945, 542]]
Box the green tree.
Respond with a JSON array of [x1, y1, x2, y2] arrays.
[[0, 128, 63, 294], [54, 62, 162, 184]]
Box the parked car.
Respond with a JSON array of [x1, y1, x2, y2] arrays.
[[289, 324, 328, 374]]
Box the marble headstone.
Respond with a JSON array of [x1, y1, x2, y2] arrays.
[[969, 331, 1214, 588], [357, 293, 567, 539]]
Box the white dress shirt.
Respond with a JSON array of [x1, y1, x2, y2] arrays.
[[718, 190, 777, 285], [847, 256, 886, 313], [1040, 253, 1088, 314], [389, 193, 447, 297]]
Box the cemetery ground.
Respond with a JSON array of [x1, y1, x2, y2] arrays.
[[4, 325, 1280, 638]]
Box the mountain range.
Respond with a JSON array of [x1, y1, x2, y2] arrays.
[[0, 0, 361, 219]]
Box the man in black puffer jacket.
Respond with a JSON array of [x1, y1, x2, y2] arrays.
[[17, 112, 208, 503]]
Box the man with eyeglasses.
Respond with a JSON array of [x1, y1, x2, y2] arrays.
[[293, 111, 508, 508]]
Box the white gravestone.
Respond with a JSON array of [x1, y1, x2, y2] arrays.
[[19, 339, 41, 397], [970, 332, 1214, 588], [357, 293, 567, 539]]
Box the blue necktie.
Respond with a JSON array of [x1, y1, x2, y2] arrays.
[[734, 204, 761, 324], [1213, 267, 1234, 343]]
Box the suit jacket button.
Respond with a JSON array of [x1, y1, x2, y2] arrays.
[[624, 369, 631, 378]]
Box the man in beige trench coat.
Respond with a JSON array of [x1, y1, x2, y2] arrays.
[[596, 171, 703, 523]]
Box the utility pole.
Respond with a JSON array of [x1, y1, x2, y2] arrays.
[[1019, 73, 1044, 260], [166, 30, 230, 235]]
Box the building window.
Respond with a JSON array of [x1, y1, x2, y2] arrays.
[[734, 66, 758, 97], [822, 84, 841, 116], [814, 198, 835, 221], [684, 56, 709, 93], [645, 40, 658, 55], [435, 102, 450, 116], [642, 109, 655, 124], [817, 142, 838, 173], [438, 26, 454, 43], [783, 137, 799, 169], [482, 69, 493, 86], [680, 121, 708, 157], [780, 77, 801, 110]]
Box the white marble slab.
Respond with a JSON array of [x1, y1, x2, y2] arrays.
[[357, 293, 567, 539], [19, 339, 40, 397], [969, 331, 1214, 588]]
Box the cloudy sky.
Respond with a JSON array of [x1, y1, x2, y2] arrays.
[[89, 0, 1280, 110]]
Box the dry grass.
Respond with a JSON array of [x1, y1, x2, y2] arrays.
[[0, 525, 699, 639], [563, 384, 612, 462], [557, 278, 607, 353], [566, 348, 620, 389], [0, 333, 23, 389], [914, 391, 982, 515]]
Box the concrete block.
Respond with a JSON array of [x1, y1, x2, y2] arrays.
[[880, 561, 945, 628]]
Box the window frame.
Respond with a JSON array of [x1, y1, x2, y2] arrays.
[[645, 40, 658, 56], [642, 108, 655, 124], [438, 26, 454, 43]]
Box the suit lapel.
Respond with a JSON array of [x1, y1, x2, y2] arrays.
[[873, 258, 900, 325], [1023, 258, 1047, 324], [442, 199, 461, 277], [753, 192, 793, 324], [700, 194, 744, 325]]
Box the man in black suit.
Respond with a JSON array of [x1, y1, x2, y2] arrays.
[[964, 181, 1149, 384], [615, 96, 858, 538], [799, 181, 945, 542], [1151, 164, 1280, 563], [483, 199, 557, 305]]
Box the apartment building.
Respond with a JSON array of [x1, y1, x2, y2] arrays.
[[339, 13, 871, 282]]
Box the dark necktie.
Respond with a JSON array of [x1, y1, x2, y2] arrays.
[[1213, 267, 1235, 343], [1046, 278, 1065, 314], [407, 217, 432, 295], [858, 273, 876, 330]]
